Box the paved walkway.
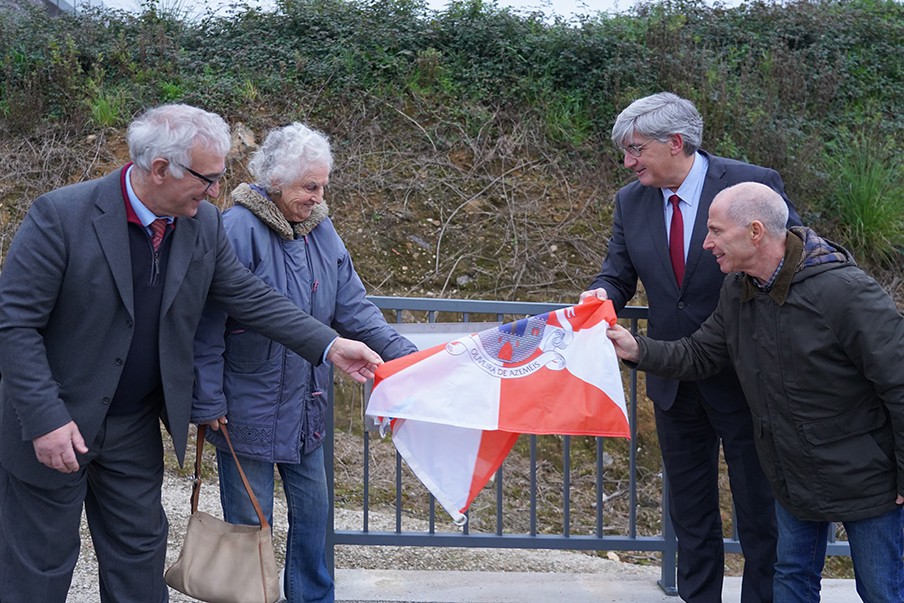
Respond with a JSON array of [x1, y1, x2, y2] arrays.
[[336, 569, 859, 602]]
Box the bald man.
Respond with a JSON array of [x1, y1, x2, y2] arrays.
[[607, 182, 904, 602]]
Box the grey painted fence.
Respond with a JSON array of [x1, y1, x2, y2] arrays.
[[324, 296, 851, 595]]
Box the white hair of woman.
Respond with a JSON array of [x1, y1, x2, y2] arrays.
[[248, 122, 334, 193]]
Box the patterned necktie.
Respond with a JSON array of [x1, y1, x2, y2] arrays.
[[668, 195, 685, 285], [150, 219, 167, 252]]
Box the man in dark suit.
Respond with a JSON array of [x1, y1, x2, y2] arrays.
[[0, 104, 382, 602], [583, 92, 801, 602]]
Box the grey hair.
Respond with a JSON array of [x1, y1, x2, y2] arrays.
[[248, 122, 333, 191], [721, 182, 789, 235], [610, 92, 704, 155], [127, 104, 231, 178]]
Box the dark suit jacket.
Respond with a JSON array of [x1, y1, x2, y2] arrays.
[[0, 167, 338, 488], [590, 151, 801, 412]]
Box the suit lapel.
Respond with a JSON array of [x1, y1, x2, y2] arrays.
[[636, 187, 676, 288], [94, 171, 134, 317], [161, 214, 199, 317], [684, 152, 725, 284]]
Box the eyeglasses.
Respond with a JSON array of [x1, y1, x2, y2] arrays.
[[622, 139, 656, 158], [179, 164, 224, 194]]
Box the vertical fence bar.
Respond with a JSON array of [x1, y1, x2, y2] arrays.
[[530, 435, 538, 536], [325, 365, 336, 579], [563, 435, 571, 537], [628, 316, 640, 540], [596, 437, 605, 538], [659, 469, 678, 595], [496, 466, 504, 536], [363, 431, 370, 532], [395, 451, 403, 532]]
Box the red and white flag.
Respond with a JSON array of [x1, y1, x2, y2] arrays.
[[365, 298, 630, 524]]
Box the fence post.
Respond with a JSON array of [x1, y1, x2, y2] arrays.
[[325, 365, 336, 579], [658, 470, 678, 596]]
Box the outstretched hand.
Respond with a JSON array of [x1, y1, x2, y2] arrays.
[[606, 323, 640, 363], [579, 288, 609, 304], [327, 337, 384, 383], [33, 420, 88, 473]]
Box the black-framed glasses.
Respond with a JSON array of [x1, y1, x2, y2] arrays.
[[623, 139, 656, 158], [179, 164, 224, 193]]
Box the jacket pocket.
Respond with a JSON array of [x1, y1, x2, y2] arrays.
[[799, 405, 894, 507], [800, 404, 885, 445], [224, 328, 281, 371]]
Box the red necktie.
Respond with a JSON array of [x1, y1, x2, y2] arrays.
[[150, 219, 167, 252], [668, 195, 685, 285]]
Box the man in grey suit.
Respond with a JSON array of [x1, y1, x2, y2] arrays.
[[0, 104, 382, 602], [582, 93, 801, 602]]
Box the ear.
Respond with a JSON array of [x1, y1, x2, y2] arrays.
[[148, 158, 171, 185], [750, 220, 766, 243], [668, 133, 685, 156]]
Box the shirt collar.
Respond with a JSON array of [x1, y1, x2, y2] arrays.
[[752, 257, 785, 291], [124, 164, 174, 227], [661, 151, 709, 209], [740, 231, 803, 305]]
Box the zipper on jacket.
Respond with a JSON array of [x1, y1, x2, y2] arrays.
[[304, 235, 319, 296], [148, 238, 160, 286]]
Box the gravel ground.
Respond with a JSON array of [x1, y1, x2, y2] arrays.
[[67, 469, 657, 602]]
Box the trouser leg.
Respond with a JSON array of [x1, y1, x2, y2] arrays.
[[773, 501, 826, 603], [655, 383, 724, 603], [84, 406, 169, 603], [216, 446, 277, 525], [280, 446, 333, 603], [0, 461, 85, 602], [844, 505, 904, 602], [712, 403, 777, 603]]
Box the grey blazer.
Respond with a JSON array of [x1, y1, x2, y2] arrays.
[[590, 151, 801, 412], [0, 167, 337, 488]]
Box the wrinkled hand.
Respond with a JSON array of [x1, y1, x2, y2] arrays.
[[897, 494, 903, 505], [579, 288, 609, 304], [33, 421, 88, 473], [606, 323, 640, 363], [327, 337, 383, 383], [206, 416, 228, 432]]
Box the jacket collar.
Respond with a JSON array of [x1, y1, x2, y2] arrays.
[[740, 229, 804, 304], [230, 183, 328, 240]]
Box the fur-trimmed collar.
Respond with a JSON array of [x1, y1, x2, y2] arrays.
[[230, 182, 329, 240]]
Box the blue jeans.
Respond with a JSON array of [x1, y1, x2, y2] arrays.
[[218, 445, 333, 603], [774, 501, 904, 602]]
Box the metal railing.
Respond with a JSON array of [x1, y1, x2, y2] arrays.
[[324, 296, 851, 595]]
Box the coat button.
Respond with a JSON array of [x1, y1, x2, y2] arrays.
[[126, 319, 134, 328], [115, 358, 123, 366], [102, 397, 111, 405], [677, 301, 685, 309]]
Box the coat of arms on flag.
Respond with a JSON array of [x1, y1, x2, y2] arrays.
[[365, 298, 630, 525]]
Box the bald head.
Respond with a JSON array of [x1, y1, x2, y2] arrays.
[[713, 182, 789, 236], [704, 182, 790, 279]]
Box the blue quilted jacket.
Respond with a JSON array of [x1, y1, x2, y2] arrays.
[[192, 183, 416, 462]]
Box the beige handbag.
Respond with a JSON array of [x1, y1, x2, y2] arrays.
[[165, 424, 281, 603]]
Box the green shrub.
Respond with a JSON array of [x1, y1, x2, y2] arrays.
[[825, 130, 904, 268], [0, 0, 902, 248]]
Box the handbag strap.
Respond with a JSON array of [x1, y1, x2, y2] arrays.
[[192, 424, 271, 530]]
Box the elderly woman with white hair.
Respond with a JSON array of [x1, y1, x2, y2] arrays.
[[192, 122, 416, 603]]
